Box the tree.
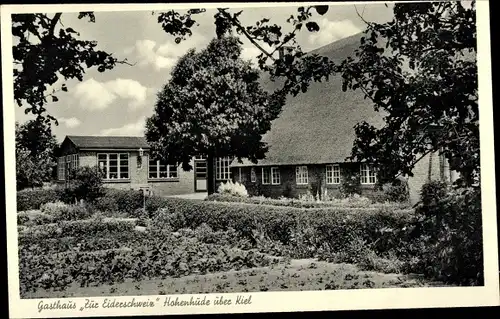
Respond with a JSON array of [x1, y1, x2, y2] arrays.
[[145, 36, 285, 194], [12, 6, 334, 125], [15, 120, 58, 190], [12, 12, 133, 125], [339, 1, 478, 188]]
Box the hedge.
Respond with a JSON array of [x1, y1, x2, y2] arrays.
[[17, 188, 167, 217], [17, 188, 65, 211], [152, 198, 415, 258], [205, 193, 410, 209]]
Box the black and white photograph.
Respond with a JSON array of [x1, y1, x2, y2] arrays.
[[2, 1, 499, 318]]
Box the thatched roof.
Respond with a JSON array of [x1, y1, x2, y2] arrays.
[[231, 32, 386, 167]]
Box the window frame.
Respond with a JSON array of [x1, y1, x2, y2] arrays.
[[326, 164, 341, 185], [262, 167, 271, 185], [215, 157, 232, 181], [271, 167, 281, 185], [97, 153, 130, 180], [250, 167, 257, 183], [296, 166, 309, 185], [360, 163, 377, 185], [148, 157, 178, 180], [57, 156, 66, 181]]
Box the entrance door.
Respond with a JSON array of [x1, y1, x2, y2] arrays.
[[194, 158, 207, 192]]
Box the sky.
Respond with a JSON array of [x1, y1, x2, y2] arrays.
[[13, 3, 396, 143]]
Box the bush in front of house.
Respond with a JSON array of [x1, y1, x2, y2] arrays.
[[339, 171, 362, 198], [205, 193, 408, 209], [93, 188, 144, 214], [17, 188, 65, 211], [217, 180, 248, 197], [408, 181, 483, 285], [64, 166, 105, 204]]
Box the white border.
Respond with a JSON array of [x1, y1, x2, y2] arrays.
[[2, 1, 498, 318]]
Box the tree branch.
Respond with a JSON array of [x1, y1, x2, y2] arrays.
[[116, 59, 136, 66], [217, 8, 276, 61], [354, 4, 374, 28], [49, 13, 62, 37]]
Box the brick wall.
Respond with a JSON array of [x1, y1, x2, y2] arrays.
[[148, 155, 196, 196], [76, 150, 196, 196], [233, 163, 377, 199]]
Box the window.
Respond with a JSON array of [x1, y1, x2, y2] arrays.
[[216, 157, 232, 180], [360, 163, 376, 184], [68, 154, 79, 171], [66, 154, 79, 178], [250, 167, 256, 182], [262, 168, 271, 185], [271, 167, 280, 185], [57, 156, 66, 180], [326, 164, 340, 184], [149, 159, 178, 179], [98, 153, 129, 180], [296, 166, 308, 185]]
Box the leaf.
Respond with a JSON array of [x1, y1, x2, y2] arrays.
[[305, 21, 320, 32], [315, 5, 329, 15], [51, 96, 59, 102], [61, 84, 68, 92]]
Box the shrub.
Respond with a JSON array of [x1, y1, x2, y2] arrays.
[[152, 198, 414, 259], [65, 166, 105, 203], [205, 193, 409, 210], [18, 211, 56, 226], [359, 250, 404, 274], [38, 201, 93, 221], [94, 188, 144, 214], [40, 201, 69, 218], [409, 181, 483, 285], [217, 180, 248, 197], [382, 178, 410, 203], [339, 170, 361, 198], [17, 188, 64, 211]]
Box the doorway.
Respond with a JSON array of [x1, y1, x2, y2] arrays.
[[194, 157, 207, 192]]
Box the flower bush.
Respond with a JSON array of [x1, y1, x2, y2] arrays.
[[217, 181, 248, 197]]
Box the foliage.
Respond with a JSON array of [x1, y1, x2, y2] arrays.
[[145, 36, 286, 173], [65, 166, 105, 203], [19, 220, 280, 295], [217, 180, 248, 197], [156, 6, 336, 97], [15, 120, 58, 190], [410, 183, 483, 285], [39, 201, 93, 221], [206, 193, 409, 209], [17, 188, 64, 211], [340, 1, 479, 187], [152, 198, 414, 258], [379, 178, 410, 203], [12, 12, 130, 124], [94, 188, 146, 215], [17, 211, 56, 227], [339, 170, 362, 198]]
